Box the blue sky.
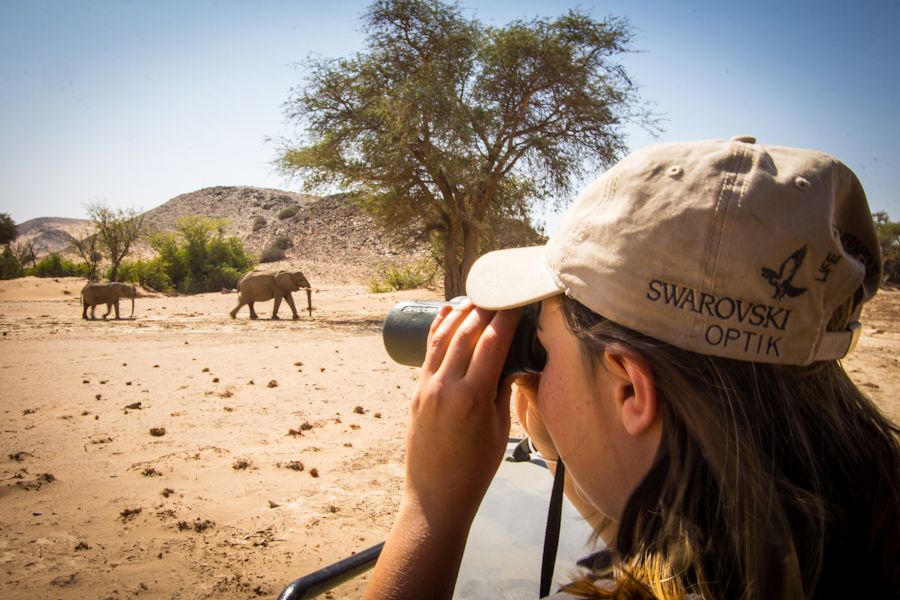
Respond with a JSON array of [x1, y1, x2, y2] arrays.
[[2, 0, 898, 230]]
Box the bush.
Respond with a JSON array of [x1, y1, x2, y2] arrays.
[[206, 265, 243, 290], [147, 217, 256, 293], [260, 244, 286, 263], [29, 253, 87, 278], [0, 247, 23, 279], [116, 258, 173, 292], [252, 215, 267, 232], [885, 257, 900, 286], [368, 260, 435, 293], [277, 206, 299, 220], [271, 235, 293, 250]]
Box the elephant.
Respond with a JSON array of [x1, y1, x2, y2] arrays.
[[229, 270, 312, 320], [81, 282, 136, 320]]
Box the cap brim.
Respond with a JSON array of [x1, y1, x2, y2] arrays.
[[465, 245, 562, 310]]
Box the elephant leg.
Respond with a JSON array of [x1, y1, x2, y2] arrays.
[[103, 302, 112, 319], [271, 294, 282, 319], [248, 302, 259, 320], [113, 300, 120, 320], [82, 303, 88, 320], [230, 299, 244, 319], [283, 292, 300, 320], [89, 304, 96, 320]]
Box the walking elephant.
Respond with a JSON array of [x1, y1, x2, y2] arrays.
[[81, 282, 136, 320], [229, 270, 312, 320]]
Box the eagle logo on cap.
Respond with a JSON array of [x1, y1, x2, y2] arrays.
[[761, 246, 809, 300]]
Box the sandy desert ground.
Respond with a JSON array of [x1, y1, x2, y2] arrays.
[[1, 277, 898, 600]]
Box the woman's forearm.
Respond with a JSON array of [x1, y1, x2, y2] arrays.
[[363, 494, 474, 600]]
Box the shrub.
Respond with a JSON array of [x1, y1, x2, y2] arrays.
[[885, 257, 900, 286], [147, 217, 256, 293], [205, 265, 243, 290], [0, 247, 23, 279], [260, 244, 286, 263], [272, 235, 293, 250], [29, 253, 87, 278], [368, 260, 435, 293], [277, 206, 299, 220], [252, 215, 267, 232], [116, 258, 172, 292]]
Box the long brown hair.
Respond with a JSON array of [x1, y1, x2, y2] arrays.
[[557, 296, 900, 600]]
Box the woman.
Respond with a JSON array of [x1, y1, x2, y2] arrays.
[[364, 137, 900, 599]]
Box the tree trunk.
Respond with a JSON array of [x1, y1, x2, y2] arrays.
[[442, 221, 464, 299], [459, 218, 480, 296], [439, 216, 482, 300]]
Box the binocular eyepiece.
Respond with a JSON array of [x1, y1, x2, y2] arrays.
[[382, 297, 546, 377]]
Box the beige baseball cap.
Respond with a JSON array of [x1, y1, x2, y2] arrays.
[[466, 136, 881, 366]]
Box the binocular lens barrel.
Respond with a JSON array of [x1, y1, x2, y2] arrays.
[[382, 298, 545, 377]]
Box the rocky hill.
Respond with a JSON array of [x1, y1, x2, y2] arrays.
[[16, 185, 545, 287], [142, 186, 432, 285], [15, 216, 92, 256]]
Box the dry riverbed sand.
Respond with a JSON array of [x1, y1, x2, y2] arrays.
[[1, 277, 898, 599]]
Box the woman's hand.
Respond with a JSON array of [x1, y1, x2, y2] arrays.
[[404, 300, 521, 521], [364, 300, 521, 600]]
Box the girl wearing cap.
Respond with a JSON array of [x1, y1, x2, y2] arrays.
[[364, 138, 900, 599]]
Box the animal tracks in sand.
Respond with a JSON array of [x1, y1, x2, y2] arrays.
[[0, 280, 427, 597]]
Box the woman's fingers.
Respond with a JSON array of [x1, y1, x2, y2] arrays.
[[465, 308, 521, 387], [438, 306, 495, 379], [424, 302, 519, 386], [421, 301, 470, 373]]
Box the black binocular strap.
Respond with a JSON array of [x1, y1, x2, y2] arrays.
[[540, 459, 565, 598]]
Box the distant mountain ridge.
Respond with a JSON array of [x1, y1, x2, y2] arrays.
[[15, 216, 92, 256]]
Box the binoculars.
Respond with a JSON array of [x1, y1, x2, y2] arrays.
[[382, 297, 546, 376]]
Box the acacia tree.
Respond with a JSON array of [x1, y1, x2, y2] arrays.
[[0, 213, 16, 246], [873, 211, 900, 285], [65, 226, 103, 281], [86, 203, 145, 281], [280, 0, 654, 297]]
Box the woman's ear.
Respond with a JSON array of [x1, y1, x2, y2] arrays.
[[602, 350, 659, 437]]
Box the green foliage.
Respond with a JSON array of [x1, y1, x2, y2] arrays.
[[86, 203, 145, 281], [147, 216, 255, 293], [0, 240, 36, 279], [0, 213, 17, 245], [252, 215, 267, 232], [368, 260, 436, 293], [0, 246, 23, 279], [279, 0, 654, 297], [28, 253, 88, 278], [277, 206, 299, 220], [116, 258, 173, 292], [874, 211, 900, 285]]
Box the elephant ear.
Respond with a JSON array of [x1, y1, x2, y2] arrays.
[[293, 272, 310, 289], [275, 271, 299, 291]]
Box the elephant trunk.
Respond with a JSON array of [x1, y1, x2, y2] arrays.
[[130, 292, 135, 318], [305, 288, 312, 317]]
